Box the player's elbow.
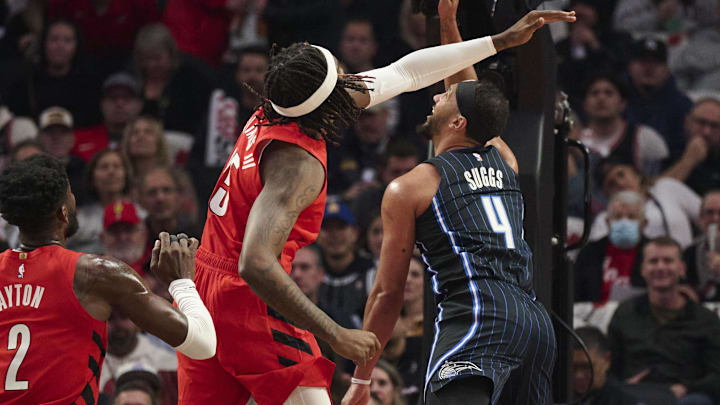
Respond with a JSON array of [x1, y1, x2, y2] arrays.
[[188, 333, 217, 360], [237, 252, 268, 280]]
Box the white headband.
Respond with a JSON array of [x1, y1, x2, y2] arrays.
[[269, 45, 338, 118]]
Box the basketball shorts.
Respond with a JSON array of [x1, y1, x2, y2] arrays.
[[177, 247, 335, 405], [425, 278, 557, 405]]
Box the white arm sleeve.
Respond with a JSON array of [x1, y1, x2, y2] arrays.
[[169, 279, 217, 360], [362, 36, 497, 108]]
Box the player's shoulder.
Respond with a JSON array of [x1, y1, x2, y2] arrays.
[[75, 253, 144, 295], [384, 163, 439, 215]]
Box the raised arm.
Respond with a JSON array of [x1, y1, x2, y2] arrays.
[[74, 233, 216, 360], [238, 140, 380, 364], [439, 0, 478, 88], [347, 9, 575, 108], [342, 164, 438, 405]]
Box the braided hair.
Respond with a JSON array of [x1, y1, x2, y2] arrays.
[[256, 43, 369, 144], [0, 154, 69, 233]]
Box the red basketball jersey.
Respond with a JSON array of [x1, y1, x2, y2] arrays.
[[201, 107, 328, 274], [0, 246, 107, 405]]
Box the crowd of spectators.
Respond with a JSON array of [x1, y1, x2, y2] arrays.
[[2, 0, 720, 404]]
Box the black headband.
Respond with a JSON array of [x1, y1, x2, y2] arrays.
[[456, 81, 482, 140]]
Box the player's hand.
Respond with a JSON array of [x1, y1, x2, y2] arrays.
[[438, 0, 459, 21], [341, 382, 371, 405], [493, 10, 576, 52], [330, 328, 381, 366], [150, 232, 199, 285]]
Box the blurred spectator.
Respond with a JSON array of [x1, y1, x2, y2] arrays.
[[9, 139, 44, 163], [613, 0, 719, 34], [577, 73, 669, 213], [100, 311, 177, 405], [37, 106, 86, 198], [576, 191, 649, 303], [0, 0, 46, 92], [233, 45, 268, 122], [5, 19, 102, 127], [121, 116, 170, 181], [349, 139, 420, 229], [339, 18, 377, 74], [262, 0, 343, 52], [625, 37, 693, 156], [48, 0, 160, 75], [68, 148, 136, 254], [291, 244, 326, 303], [590, 161, 700, 248], [328, 103, 392, 197], [557, 0, 632, 109], [572, 326, 640, 405], [113, 375, 157, 405], [0, 99, 38, 170], [72, 72, 144, 162], [663, 98, 720, 195], [137, 166, 201, 249], [0, 140, 45, 249], [398, 0, 426, 51], [101, 201, 151, 276], [163, 0, 241, 67], [684, 190, 720, 300], [360, 210, 382, 264], [191, 45, 269, 206], [608, 236, 720, 405], [395, 256, 424, 405], [133, 23, 212, 137], [371, 360, 407, 405], [290, 243, 352, 325], [316, 200, 375, 330], [670, 4, 720, 91]]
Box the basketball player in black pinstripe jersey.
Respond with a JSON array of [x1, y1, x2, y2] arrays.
[[342, 2, 574, 405]]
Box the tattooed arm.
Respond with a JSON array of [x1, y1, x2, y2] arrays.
[[239, 140, 380, 363]]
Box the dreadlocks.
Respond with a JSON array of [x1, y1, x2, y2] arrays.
[[258, 43, 368, 144], [0, 154, 69, 233]]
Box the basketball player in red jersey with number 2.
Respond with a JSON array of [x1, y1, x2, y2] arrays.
[[181, 8, 573, 405], [0, 154, 216, 405]]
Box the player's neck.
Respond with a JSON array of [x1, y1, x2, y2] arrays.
[[19, 229, 65, 251], [434, 135, 481, 156]]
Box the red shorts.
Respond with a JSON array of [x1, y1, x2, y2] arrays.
[[177, 247, 335, 405]]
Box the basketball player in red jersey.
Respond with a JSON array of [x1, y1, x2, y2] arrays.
[[180, 8, 575, 405], [0, 154, 217, 405]]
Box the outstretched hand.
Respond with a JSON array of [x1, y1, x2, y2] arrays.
[[494, 10, 576, 51]]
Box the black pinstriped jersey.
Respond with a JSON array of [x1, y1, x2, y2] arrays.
[[415, 145, 535, 301]]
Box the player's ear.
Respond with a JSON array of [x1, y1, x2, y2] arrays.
[[58, 204, 69, 225], [451, 114, 467, 131]]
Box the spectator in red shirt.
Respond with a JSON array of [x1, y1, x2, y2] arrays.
[[163, 0, 247, 67], [72, 72, 143, 162]]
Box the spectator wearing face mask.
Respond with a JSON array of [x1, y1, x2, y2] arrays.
[[590, 160, 701, 249], [575, 191, 650, 304]]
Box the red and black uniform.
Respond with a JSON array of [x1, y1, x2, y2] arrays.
[[0, 246, 107, 404], [178, 108, 333, 404]]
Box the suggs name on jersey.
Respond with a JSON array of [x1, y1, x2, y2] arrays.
[[464, 166, 504, 191]]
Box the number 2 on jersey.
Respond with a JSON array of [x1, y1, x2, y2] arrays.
[[5, 324, 30, 390], [481, 195, 515, 249]]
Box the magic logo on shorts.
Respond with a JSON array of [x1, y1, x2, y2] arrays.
[[437, 360, 482, 379]]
